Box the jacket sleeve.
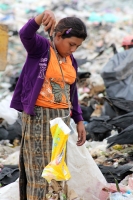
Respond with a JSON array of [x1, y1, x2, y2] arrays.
[[70, 82, 84, 124], [19, 18, 48, 56], [70, 55, 83, 124]]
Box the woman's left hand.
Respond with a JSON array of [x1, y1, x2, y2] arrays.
[[76, 121, 86, 146], [42, 10, 56, 36]]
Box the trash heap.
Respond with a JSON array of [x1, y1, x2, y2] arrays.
[[0, 0, 133, 199]]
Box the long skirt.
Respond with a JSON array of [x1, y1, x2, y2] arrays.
[[19, 106, 70, 200]]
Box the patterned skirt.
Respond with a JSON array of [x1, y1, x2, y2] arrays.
[[19, 106, 70, 200]]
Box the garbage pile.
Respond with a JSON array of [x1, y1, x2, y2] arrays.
[[0, 0, 133, 199]]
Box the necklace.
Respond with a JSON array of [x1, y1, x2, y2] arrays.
[[58, 56, 66, 64]]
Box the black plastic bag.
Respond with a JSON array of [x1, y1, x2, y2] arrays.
[[108, 112, 133, 131], [103, 96, 133, 116], [99, 164, 133, 183], [107, 124, 133, 148], [86, 116, 113, 141], [0, 167, 19, 186]]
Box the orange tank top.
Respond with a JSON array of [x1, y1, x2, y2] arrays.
[[35, 47, 76, 109]]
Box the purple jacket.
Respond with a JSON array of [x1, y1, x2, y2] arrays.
[[10, 18, 83, 123]]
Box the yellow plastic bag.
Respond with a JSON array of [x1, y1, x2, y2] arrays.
[[42, 117, 71, 183]]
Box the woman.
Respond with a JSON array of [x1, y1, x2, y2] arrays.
[[10, 10, 87, 200]]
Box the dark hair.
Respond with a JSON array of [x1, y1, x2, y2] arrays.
[[54, 17, 87, 40], [123, 45, 133, 49]]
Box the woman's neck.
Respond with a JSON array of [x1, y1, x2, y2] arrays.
[[50, 40, 66, 63], [57, 54, 66, 62]]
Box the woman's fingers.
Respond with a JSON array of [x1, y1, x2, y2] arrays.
[[77, 131, 86, 146], [42, 10, 56, 36], [76, 121, 86, 146]]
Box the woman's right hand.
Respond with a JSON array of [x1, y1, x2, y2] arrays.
[[42, 10, 56, 36]]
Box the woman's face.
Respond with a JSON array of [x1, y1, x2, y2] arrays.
[[54, 33, 84, 57]]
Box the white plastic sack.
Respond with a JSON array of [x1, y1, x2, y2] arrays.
[[0, 94, 18, 124], [1, 150, 20, 165], [67, 119, 107, 200], [0, 179, 19, 200]]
